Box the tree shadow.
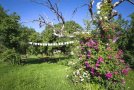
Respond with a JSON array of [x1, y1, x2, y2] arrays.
[[22, 56, 70, 64]]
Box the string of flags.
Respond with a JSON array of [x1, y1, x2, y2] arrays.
[[73, 31, 91, 34], [28, 41, 75, 46]]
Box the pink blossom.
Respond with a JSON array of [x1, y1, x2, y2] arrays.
[[114, 71, 118, 75], [87, 51, 91, 58], [91, 68, 95, 75], [86, 42, 92, 47], [80, 41, 84, 45], [90, 39, 96, 45], [122, 69, 129, 75], [118, 50, 123, 55], [105, 72, 112, 80], [115, 54, 120, 59], [86, 39, 97, 48], [93, 45, 99, 50], [96, 63, 100, 67], [98, 56, 104, 63], [120, 59, 125, 63], [85, 61, 90, 68], [108, 55, 112, 59]]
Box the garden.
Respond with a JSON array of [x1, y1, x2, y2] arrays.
[[0, 0, 134, 90]]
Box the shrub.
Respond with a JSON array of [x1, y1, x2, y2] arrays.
[[0, 49, 21, 64], [71, 35, 130, 89]]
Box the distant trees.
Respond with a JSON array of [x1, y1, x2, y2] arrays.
[[0, 6, 39, 64], [41, 21, 82, 55], [117, 13, 134, 68]]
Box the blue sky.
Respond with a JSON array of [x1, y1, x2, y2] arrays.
[[0, 0, 134, 32]]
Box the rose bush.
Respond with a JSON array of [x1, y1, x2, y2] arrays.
[[72, 35, 130, 89], [71, 1, 132, 89]]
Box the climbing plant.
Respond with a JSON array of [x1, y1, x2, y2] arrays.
[[71, 0, 133, 89]]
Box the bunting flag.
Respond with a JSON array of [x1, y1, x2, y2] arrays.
[[28, 41, 76, 46]]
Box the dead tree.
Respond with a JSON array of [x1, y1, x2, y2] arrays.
[[31, 0, 65, 37]]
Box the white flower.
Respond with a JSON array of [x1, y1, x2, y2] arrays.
[[79, 76, 83, 78], [83, 72, 88, 77], [96, 2, 102, 10], [99, 17, 102, 20], [104, 16, 108, 19], [79, 68, 82, 71], [76, 70, 80, 75], [97, 10, 101, 14], [80, 78, 84, 82]]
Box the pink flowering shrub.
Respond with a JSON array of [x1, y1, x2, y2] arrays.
[[71, 1, 132, 89], [72, 36, 130, 89]]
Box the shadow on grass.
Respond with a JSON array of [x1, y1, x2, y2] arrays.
[[22, 56, 70, 64]]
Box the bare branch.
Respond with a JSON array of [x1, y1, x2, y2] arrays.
[[72, 4, 88, 16], [31, 0, 66, 37], [113, 0, 125, 8], [113, 0, 134, 8], [127, 0, 134, 5], [31, 0, 65, 24], [30, 0, 47, 6], [72, 0, 95, 20], [88, 0, 94, 20]]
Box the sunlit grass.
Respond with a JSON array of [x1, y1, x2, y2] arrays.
[[0, 62, 81, 90], [125, 70, 134, 90]]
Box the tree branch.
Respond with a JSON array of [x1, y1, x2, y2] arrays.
[[113, 0, 134, 8], [88, 0, 94, 20]]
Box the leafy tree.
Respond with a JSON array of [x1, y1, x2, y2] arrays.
[[0, 6, 20, 50], [41, 21, 82, 55], [124, 13, 134, 68]]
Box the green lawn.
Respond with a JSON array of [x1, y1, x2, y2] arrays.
[[0, 56, 82, 90], [125, 70, 134, 90], [0, 56, 134, 90]]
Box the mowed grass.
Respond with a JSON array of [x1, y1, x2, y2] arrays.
[[0, 57, 82, 90]]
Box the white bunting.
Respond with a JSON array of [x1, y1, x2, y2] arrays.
[[60, 43, 63, 45], [28, 41, 75, 46], [35, 43, 38, 45], [29, 42, 32, 44]]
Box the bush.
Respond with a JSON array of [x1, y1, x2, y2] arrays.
[[0, 49, 21, 64], [71, 36, 130, 90]]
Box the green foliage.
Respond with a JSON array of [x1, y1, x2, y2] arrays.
[[0, 6, 20, 49], [0, 49, 21, 64], [71, 1, 131, 90], [124, 13, 134, 68], [18, 27, 39, 55], [72, 35, 128, 89], [117, 13, 134, 68], [41, 21, 82, 56]]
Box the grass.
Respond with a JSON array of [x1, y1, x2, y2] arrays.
[[0, 56, 82, 90], [0, 55, 134, 90], [125, 70, 134, 90]]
